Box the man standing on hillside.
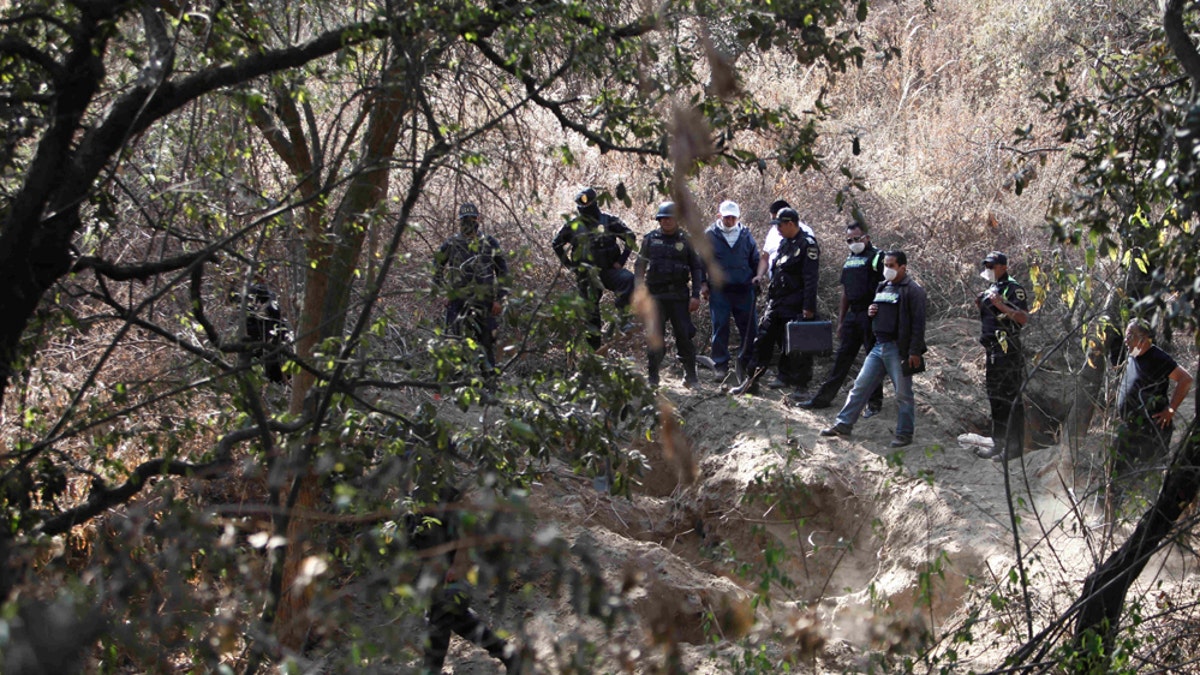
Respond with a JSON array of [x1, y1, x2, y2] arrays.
[[433, 202, 510, 373], [820, 250, 926, 448], [552, 187, 636, 349], [731, 207, 819, 395], [756, 198, 819, 389], [703, 200, 759, 382], [636, 201, 704, 388], [970, 251, 1030, 462], [796, 221, 886, 412], [1111, 320, 1192, 494]]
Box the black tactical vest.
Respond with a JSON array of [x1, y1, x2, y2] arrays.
[[841, 247, 883, 305], [643, 230, 693, 292]]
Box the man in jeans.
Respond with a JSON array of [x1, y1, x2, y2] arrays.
[[820, 250, 926, 448], [703, 200, 759, 382]]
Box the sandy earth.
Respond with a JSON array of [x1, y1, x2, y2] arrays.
[[414, 317, 1198, 673]]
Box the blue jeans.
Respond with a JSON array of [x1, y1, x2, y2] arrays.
[[835, 341, 915, 438], [709, 289, 756, 368]]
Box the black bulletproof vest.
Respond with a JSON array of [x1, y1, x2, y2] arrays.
[[574, 214, 622, 267], [872, 282, 901, 340], [979, 277, 1025, 343], [643, 230, 693, 289], [841, 247, 883, 305]]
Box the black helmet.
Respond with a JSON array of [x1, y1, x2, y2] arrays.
[[773, 207, 800, 224], [655, 201, 675, 220], [575, 187, 598, 209]]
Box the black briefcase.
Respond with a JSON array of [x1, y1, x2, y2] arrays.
[[785, 320, 833, 355]]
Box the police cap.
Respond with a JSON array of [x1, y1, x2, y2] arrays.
[[982, 251, 1008, 266], [772, 207, 800, 225], [458, 202, 479, 220]]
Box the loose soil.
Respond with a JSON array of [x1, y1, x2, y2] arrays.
[[406, 317, 1199, 673]]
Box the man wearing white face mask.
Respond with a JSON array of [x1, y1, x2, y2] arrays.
[[820, 250, 926, 448], [796, 221, 886, 411], [703, 200, 760, 382], [973, 251, 1030, 462]]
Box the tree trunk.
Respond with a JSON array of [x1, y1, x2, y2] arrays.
[[1073, 378, 1199, 662], [1061, 289, 1123, 477], [272, 47, 410, 651]]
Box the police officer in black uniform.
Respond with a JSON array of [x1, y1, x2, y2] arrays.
[[797, 221, 886, 412], [552, 188, 636, 349], [231, 276, 290, 384], [636, 201, 704, 387], [972, 251, 1030, 462], [732, 207, 820, 395], [433, 203, 510, 372]]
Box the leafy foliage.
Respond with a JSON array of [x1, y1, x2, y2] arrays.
[[0, 0, 879, 670]]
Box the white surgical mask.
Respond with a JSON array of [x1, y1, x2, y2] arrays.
[[1129, 344, 1145, 358], [883, 267, 899, 282], [980, 269, 997, 283], [849, 242, 866, 254]]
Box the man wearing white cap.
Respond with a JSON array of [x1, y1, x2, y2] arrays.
[[702, 200, 759, 382]]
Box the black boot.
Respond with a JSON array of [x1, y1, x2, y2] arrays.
[[683, 362, 699, 388]]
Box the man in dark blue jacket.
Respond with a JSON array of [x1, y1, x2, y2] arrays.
[[703, 200, 759, 382], [731, 207, 819, 395]]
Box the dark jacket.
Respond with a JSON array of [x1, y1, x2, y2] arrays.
[[636, 229, 704, 300], [872, 275, 927, 361], [552, 213, 635, 270], [433, 233, 510, 304], [704, 222, 759, 292], [766, 231, 820, 317]]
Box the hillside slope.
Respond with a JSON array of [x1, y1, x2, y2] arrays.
[[406, 315, 1193, 672]]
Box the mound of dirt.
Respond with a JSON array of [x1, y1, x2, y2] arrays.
[[430, 316, 1191, 672]]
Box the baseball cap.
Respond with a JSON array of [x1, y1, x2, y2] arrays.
[[458, 202, 479, 220], [718, 200, 740, 218], [772, 207, 800, 225], [982, 251, 1008, 266]]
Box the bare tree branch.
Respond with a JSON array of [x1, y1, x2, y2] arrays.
[[36, 416, 311, 536], [73, 251, 210, 281]]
